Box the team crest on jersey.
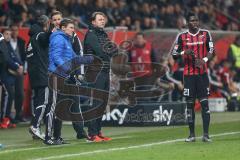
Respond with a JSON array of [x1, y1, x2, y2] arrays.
[[199, 34, 205, 40]]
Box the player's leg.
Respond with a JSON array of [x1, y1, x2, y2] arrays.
[[183, 75, 196, 142], [70, 96, 88, 139], [29, 87, 48, 140], [197, 73, 211, 142]]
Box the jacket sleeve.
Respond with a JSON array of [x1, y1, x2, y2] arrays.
[[172, 33, 183, 60], [206, 31, 214, 54], [50, 35, 69, 72], [3, 42, 20, 70]]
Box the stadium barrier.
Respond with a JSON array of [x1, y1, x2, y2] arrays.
[[102, 102, 187, 126], [208, 98, 227, 112]]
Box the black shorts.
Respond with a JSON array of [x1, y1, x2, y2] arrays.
[[183, 73, 210, 99]]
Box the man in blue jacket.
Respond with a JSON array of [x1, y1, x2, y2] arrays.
[[50, 11, 89, 140], [45, 18, 93, 145]]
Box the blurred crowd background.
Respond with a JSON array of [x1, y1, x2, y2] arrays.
[[0, 0, 240, 31]]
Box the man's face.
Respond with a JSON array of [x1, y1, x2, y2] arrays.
[[62, 23, 75, 36], [51, 14, 62, 28], [135, 34, 145, 46], [92, 14, 106, 28], [188, 16, 199, 31], [11, 26, 19, 38], [3, 30, 12, 42]]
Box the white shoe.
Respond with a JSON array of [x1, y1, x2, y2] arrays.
[[202, 135, 212, 142], [185, 136, 196, 142], [29, 126, 45, 140]]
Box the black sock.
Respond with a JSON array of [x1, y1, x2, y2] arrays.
[[186, 99, 195, 136], [53, 118, 62, 139], [200, 98, 210, 135]]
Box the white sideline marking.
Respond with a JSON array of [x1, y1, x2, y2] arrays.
[[5, 144, 32, 148], [31, 131, 240, 160], [0, 136, 131, 154]]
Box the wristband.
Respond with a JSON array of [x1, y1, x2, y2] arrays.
[[203, 57, 208, 62], [180, 51, 184, 55]]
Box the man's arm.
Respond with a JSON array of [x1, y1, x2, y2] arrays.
[[195, 31, 214, 68], [204, 30, 214, 61], [172, 34, 184, 60]]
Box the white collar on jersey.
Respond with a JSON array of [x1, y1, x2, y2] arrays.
[[187, 29, 200, 36]]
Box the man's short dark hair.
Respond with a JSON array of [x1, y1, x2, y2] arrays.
[[90, 12, 106, 22], [50, 10, 62, 19], [2, 27, 11, 33], [10, 23, 19, 29], [186, 12, 198, 22], [59, 18, 74, 29], [37, 15, 49, 27]]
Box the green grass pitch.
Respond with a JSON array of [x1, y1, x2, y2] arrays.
[[0, 112, 239, 160]]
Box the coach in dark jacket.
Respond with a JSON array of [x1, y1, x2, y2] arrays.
[[27, 15, 52, 140], [83, 12, 117, 142]]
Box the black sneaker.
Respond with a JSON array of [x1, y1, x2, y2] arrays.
[[185, 135, 196, 142], [77, 131, 89, 139], [202, 135, 212, 142], [44, 138, 58, 145], [55, 137, 69, 144]]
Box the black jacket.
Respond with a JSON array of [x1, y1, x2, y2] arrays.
[[83, 25, 117, 72], [26, 24, 51, 88]]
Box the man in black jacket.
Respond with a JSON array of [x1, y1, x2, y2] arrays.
[[27, 15, 51, 140], [84, 12, 117, 142]]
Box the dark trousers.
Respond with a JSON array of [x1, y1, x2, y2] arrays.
[[31, 86, 49, 128], [14, 75, 24, 119], [88, 71, 110, 136], [45, 76, 85, 139], [1, 83, 15, 120], [53, 94, 85, 139]]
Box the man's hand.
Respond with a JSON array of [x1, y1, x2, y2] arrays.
[[195, 58, 205, 68], [184, 49, 194, 56], [176, 82, 184, 91], [17, 65, 23, 75]]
